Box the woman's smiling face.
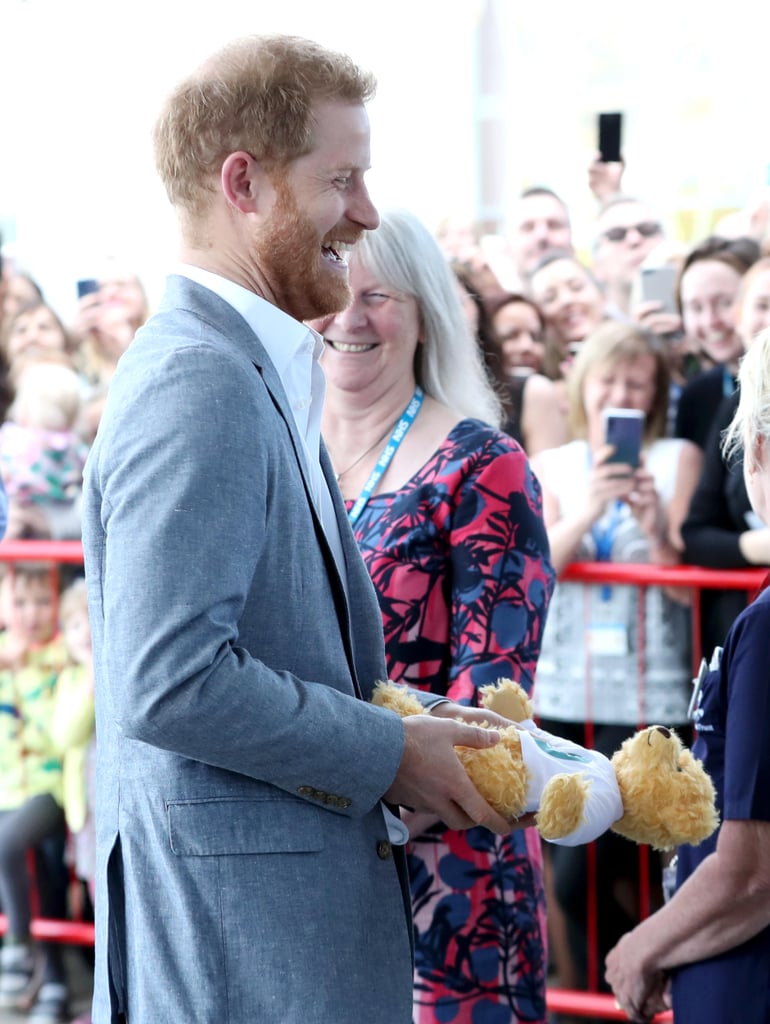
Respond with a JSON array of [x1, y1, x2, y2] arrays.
[[312, 256, 422, 396]]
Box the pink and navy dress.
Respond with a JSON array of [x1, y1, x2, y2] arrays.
[[347, 418, 555, 1024]]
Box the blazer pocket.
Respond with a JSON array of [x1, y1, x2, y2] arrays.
[[167, 796, 324, 856]]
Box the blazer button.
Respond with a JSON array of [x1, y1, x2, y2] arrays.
[[376, 840, 392, 860]]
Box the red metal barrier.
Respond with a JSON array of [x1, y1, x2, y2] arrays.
[[0, 539, 85, 564], [562, 561, 766, 591], [546, 988, 672, 1021], [545, 560, 764, 1016], [0, 914, 94, 947]]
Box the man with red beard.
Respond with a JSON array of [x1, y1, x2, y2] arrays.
[[79, 34, 518, 1024]]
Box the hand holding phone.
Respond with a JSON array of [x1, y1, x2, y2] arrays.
[[640, 266, 678, 314], [77, 278, 100, 299], [603, 407, 644, 468]]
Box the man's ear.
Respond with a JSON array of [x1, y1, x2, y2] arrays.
[[220, 152, 270, 213]]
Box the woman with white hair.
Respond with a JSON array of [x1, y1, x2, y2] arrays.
[[317, 209, 556, 1024]]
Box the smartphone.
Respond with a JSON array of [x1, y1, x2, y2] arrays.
[[598, 112, 623, 163], [603, 408, 644, 468], [640, 265, 678, 314], [76, 278, 100, 299]]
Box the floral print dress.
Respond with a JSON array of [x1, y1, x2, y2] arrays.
[[348, 419, 556, 1024]]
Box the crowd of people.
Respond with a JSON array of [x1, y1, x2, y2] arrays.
[[1, 29, 770, 1024]]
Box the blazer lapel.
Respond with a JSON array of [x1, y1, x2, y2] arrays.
[[164, 276, 366, 695]]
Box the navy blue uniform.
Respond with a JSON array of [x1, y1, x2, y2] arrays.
[[672, 587, 770, 1022]]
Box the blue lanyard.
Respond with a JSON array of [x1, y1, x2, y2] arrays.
[[347, 386, 424, 526], [591, 501, 623, 563], [722, 366, 735, 399], [591, 500, 623, 601]]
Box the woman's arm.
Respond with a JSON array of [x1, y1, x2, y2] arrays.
[[605, 818, 770, 1020], [531, 445, 639, 575], [521, 375, 569, 457]]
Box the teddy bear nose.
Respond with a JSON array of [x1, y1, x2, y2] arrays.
[[655, 726, 671, 738]]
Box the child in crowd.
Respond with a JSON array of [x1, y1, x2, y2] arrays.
[[50, 578, 94, 1024], [0, 301, 73, 376], [0, 360, 89, 540], [51, 580, 95, 908], [0, 561, 70, 1024]]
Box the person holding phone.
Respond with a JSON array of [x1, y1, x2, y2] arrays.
[[591, 196, 666, 318], [69, 262, 151, 443], [529, 320, 702, 995]]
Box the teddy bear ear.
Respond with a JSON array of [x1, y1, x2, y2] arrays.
[[479, 679, 533, 723]]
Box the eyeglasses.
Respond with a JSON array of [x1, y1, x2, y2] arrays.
[[603, 221, 662, 243]]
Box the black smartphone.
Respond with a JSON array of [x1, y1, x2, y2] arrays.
[[640, 265, 678, 314], [603, 408, 644, 467], [77, 278, 100, 299], [598, 112, 623, 163]]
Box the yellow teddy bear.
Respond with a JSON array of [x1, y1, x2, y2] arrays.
[[373, 679, 718, 850]]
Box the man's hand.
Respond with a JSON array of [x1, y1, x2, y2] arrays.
[[385, 714, 516, 834], [429, 699, 518, 731]]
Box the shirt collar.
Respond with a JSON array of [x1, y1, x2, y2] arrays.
[[174, 263, 323, 375]]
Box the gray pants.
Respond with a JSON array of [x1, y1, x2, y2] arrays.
[[0, 794, 67, 984]]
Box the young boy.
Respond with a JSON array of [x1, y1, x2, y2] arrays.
[[0, 561, 70, 1023]]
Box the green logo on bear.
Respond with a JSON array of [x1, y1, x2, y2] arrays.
[[532, 735, 591, 763]]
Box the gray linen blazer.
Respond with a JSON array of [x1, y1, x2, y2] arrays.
[[82, 276, 414, 1023]]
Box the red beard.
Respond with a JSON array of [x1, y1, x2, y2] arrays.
[[256, 180, 357, 322]]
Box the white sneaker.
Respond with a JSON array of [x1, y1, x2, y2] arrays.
[[27, 982, 70, 1024], [0, 943, 35, 1007]]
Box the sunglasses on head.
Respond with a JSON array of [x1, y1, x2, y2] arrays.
[[603, 221, 662, 243]]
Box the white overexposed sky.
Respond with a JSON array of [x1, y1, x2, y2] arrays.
[[1, 0, 483, 317], [2, 0, 769, 319]]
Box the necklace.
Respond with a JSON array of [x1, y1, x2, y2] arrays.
[[333, 419, 402, 482]]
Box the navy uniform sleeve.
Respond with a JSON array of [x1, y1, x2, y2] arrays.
[[722, 591, 770, 821]]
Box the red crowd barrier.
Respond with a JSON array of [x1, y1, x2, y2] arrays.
[[546, 988, 672, 1021], [0, 914, 94, 947], [0, 539, 85, 564], [545, 560, 764, 1017], [1, 543, 761, 1017]]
